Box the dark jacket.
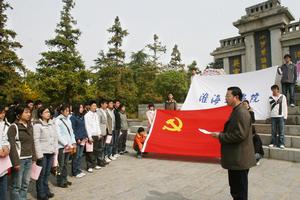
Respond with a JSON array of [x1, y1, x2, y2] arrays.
[[114, 108, 121, 130], [7, 122, 36, 166], [219, 104, 256, 170], [278, 63, 297, 84], [253, 134, 264, 156], [165, 100, 177, 110], [70, 114, 88, 140]]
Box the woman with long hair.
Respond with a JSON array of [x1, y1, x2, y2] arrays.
[[33, 107, 58, 200]]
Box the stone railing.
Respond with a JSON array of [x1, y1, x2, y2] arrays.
[[220, 36, 245, 48], [282, 21, 300, 34], [246, 0, 281, 15]]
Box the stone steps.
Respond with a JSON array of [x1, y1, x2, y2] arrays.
[[258, 133, 300, 148], [254, 124, 300, 136], [263, 146, 300, 162]]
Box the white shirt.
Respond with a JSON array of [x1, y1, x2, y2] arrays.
[[84, 111, 101, 138], [269, 94, 288, 119]]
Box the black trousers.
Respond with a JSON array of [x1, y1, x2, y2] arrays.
[[228, 169, 249, 200], [118, 130, 128, 152], [57, 148, 70, 186], [86, 136, 105, 169]]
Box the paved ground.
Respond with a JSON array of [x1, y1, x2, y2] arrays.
[[25, 149, 300, 200]]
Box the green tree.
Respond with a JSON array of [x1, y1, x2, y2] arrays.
[[167, 44, 185, 71], [155, 70, 189, 102], [129, 49, 162, 103], [146, 34, 166, 68], [0, 1, 25, 104], [37, 0, 88, 104], [95, 16, 128, 68]]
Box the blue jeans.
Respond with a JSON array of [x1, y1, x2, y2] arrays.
[[0, 174, 8, 200], [271, 117, 285, 146], [36, 154, 54, 198], [105, 135, 113, 157], [11, 158, 32, 200], [72, 144, 84, 176], [282, 83, 295, 105]]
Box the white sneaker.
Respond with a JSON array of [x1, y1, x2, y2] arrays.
[[256, 161, 260, 166], [114, 154, 121, 158], [280, 145, 285, 149], [95, 166, 102, 170], [87, 168, 93, 173], [109, 156, 116, 161], [75, 172, 86, 178], [290, 104, 295, 107], [105, 156, 111, 163], [269, 144, 274, 148]]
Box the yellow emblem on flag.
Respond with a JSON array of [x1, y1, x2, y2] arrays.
[[162, 117, 183, 132]]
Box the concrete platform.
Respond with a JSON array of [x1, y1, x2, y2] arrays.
[[254, 124, 300, 136], [263, 146, 300, 162], [259, 133, 300, 148]]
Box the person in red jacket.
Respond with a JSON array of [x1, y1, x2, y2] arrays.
[[133, 127, 147, 159]]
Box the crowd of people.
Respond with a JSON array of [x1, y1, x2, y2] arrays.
[[0, 99, 133, 200]]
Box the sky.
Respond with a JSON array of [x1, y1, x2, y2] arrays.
[[7, 0, 300, 71]]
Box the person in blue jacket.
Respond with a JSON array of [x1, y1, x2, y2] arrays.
[[70, 104, 88, 178]]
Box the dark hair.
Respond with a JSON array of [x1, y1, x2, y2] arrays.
[[148, 103, 154, 109], [59, 104, 70, 113], [88, 100, 97, 106], [15, 104, 31, 119], [72, 104, 84, 116], [34, 100, 42, 106], [242, 100, 250, 105], [26, 100, 33, 105], [284, 54, 292, 59], [271, 84, 279, 90], [120, 104, 126, 110], [37, 107, 50, 119], [0, 105, 5, 113], [227, 87, 243, 101], [137, 127, 145, 133], [114, 99, 120, 104], [108, 100, 114, 104], [99, 99, 108, 105]]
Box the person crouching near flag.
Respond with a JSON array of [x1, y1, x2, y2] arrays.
[[133, 127, 147, 159], [212, 87, 256, 200]]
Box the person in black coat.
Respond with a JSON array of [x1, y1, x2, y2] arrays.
[[242, 100, 264, 165]]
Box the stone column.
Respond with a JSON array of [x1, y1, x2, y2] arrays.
[[223, 57, 230, 74], [282, 46, 289, 59], [244, 32, 256, 71], [241, 54, 246, 72], [270, 27, 283, 67]]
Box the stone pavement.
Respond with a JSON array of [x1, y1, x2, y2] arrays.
[[24, 148, 300, 200]]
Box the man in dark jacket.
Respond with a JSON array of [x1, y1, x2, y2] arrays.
[[278, 54, 297, 107], [212, 87, 256, 200], [113, 100, 121, 157]]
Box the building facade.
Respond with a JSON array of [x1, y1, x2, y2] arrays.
[[211, 0, 300, 74]]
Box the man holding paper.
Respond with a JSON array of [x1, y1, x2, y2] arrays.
[[212, 87, 256, 200], [0, 106, 10, 200], [84, 101, 102, 173]]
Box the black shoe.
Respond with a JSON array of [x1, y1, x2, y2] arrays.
[[67, 181, 72, 186], [47, 192, 55, 198], [57, 183, 68, 188], [123, 150, 128, 154], [99, 162, 106, 167]]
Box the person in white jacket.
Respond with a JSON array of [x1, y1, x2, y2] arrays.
[[269, 84, 288, 149], [55, 105, 76, 188], [0, 106, 10, 200], [84, 101, 102, 173]]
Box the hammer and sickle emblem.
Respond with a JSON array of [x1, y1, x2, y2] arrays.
[[162, 117, 183, 132]]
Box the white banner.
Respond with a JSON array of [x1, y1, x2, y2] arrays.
[[182, 66, 278, 120]]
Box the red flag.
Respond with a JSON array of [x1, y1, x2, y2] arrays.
[[143, 106, 232, 157]]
